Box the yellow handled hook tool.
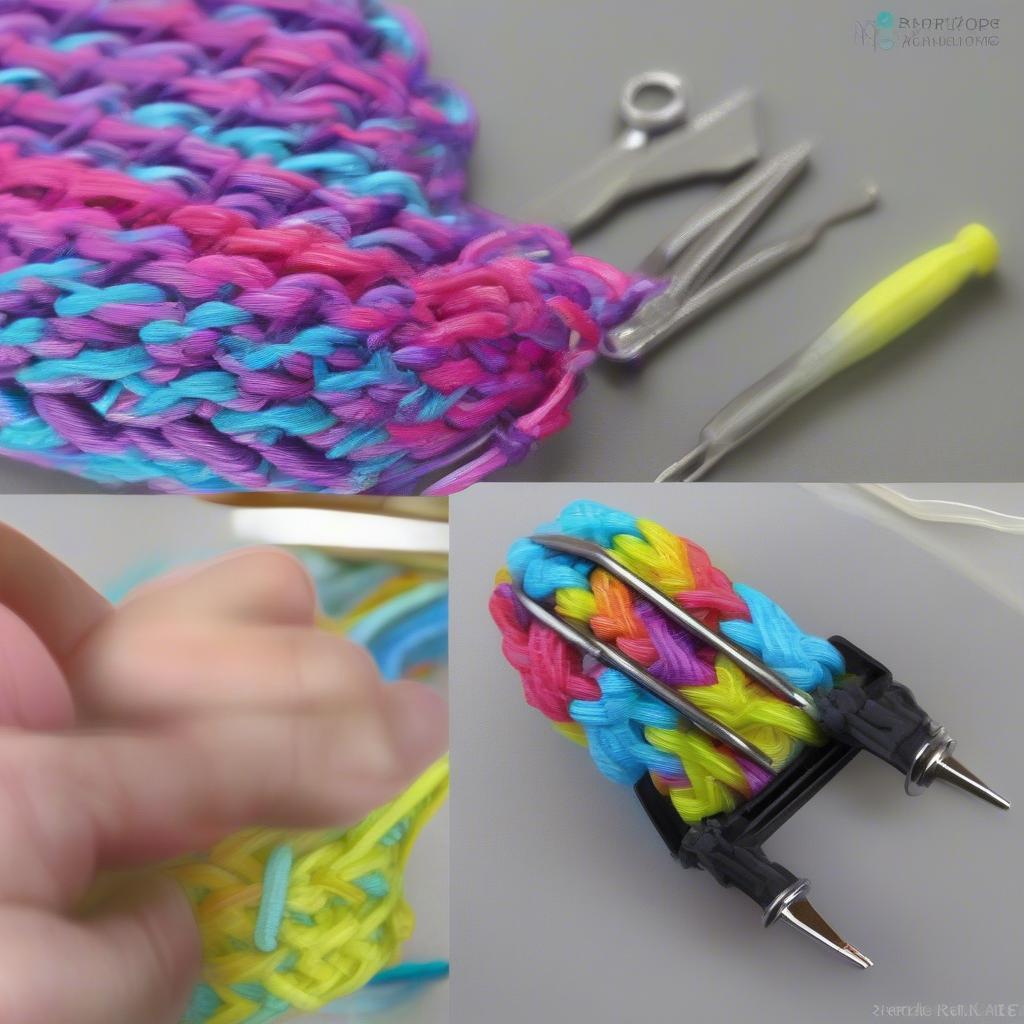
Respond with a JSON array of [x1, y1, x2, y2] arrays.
[[657, 224, 1000, 481]]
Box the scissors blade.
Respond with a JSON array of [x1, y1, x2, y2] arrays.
[[522, 90, 761, 239]]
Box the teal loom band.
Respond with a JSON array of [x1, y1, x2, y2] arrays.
[[345, 580, 449, 650], [316, 350, 421, 392], [374, 611, 449, 681], [0, 318, 46, 346], [399, 385, 468, 420], [127, 164, 206, 187], [212, 127, 301, 160], [51, 31, 121, 51], [0, 420, 65, 450], [211, 400, 337, 437], [325, 425, 392, 461], [343, 171, 430, 214], [230, 330, 347, 370], [131, 374, 242, 416], [15, 347, 153, 384], [253, 844, 294, 954], [185, 301, 254, 330], [368, 598, 447, 665], [52, 281, 167, 316], [92, 382, 122, 416], [278, 152, 371, 177], [131, 102, 214, 131], [139, 322, 195, 345], [0, 258, 97, 292], [367, 13, 416, 59], [370, 960, 451, 985], [0, 67, 50, 86]]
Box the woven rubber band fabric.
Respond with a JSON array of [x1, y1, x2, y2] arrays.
[[154, 552, 450, 1024], [489, 500, 845, 824], [0, 0, 658, 494]]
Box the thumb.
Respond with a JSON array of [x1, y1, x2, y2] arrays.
[[0, 604, 75, 730]]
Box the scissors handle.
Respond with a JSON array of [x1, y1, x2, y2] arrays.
[[619, 69, 689, 134]]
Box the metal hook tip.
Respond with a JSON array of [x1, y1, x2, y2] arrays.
[[779, 898, 873, 968], [655, 442, 709, 482]]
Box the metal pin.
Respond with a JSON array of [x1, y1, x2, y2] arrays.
[[766, 882, 873, 968], [906, 730, 1010, 810], [530, 533, 818, 716], [605, 174, 879, 362], [512, 585, 775, 772]]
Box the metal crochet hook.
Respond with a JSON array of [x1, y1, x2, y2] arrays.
[[512, 584, 775, 771], [657, 223, 1001, 482], [530, 533, 816, 715], [532, 533, 1010, 810], [602, 148, 880, 361], [523, 71, 760, 238]]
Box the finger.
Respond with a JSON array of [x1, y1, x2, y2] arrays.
[[0, 680, 447, 908], [0, 876, 199, 1024], [0, 605, 75, 730], [0, 523, 111, 664], [119, 548, 317, 627], [70, 621, 388, 722]]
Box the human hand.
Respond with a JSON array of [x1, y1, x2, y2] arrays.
[[0, 525, 448, 1024]]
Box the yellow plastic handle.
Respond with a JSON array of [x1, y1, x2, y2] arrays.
[[831, 223, 999, 365]]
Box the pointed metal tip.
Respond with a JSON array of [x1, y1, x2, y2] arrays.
[[655, 442, 710, 482], [778, 899, 873, 968], [932, 753, 1011, 811], [841, 943, 874, 969]]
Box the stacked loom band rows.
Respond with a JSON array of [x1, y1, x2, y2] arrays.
[[167, 557, 449, 1024], [0, 0, 656, 494], [490, 501, 845, 823]]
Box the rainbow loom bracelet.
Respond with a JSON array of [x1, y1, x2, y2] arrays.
[[490, 500, 1009, 965], [490, 500, 841, 822], [0, 0, 656, 493], [161, 555, 449, 1023]]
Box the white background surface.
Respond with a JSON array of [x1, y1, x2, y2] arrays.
[[450, 483, 1023, 1024], [0, 497, 449, 1024]]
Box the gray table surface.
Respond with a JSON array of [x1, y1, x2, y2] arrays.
[[430, 0, 1022, 484], [0, 0, 1018, 492], [450, 483, 1022, 1024]]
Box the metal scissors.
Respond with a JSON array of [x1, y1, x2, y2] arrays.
[[523, 70, 878, 364], [523, 70, 760, 238]]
